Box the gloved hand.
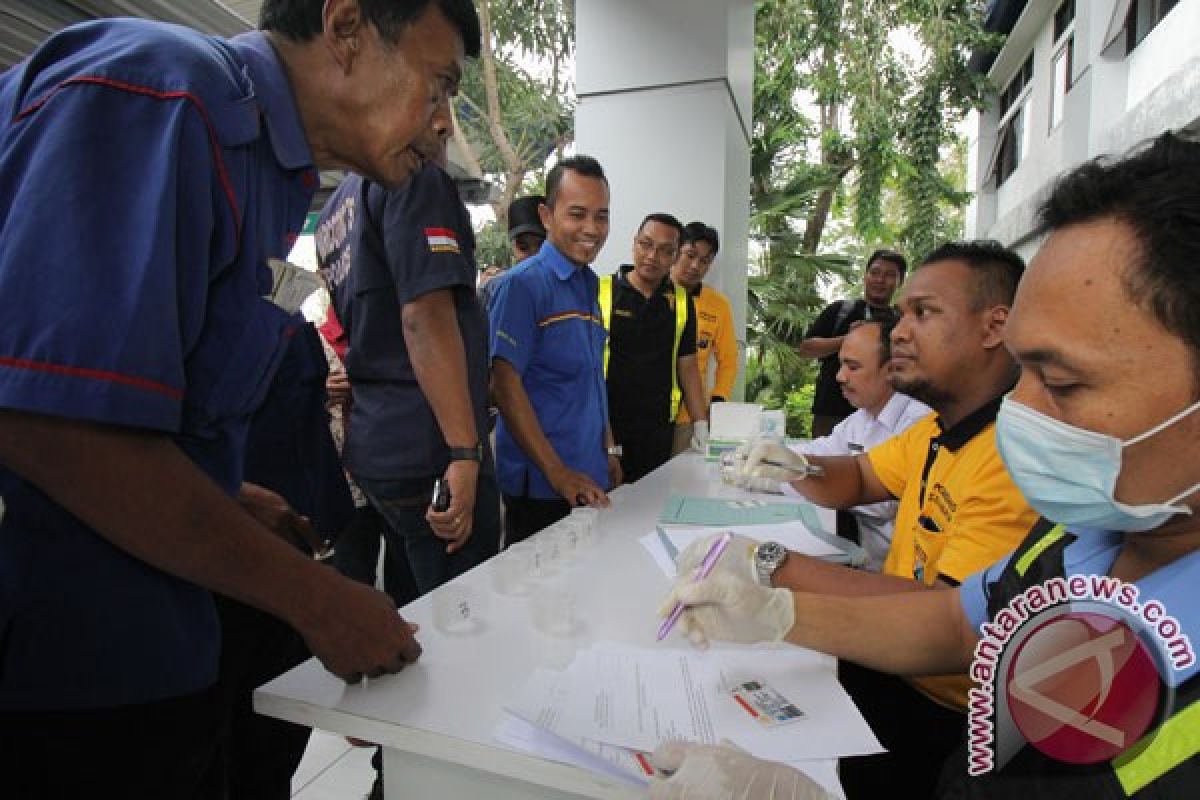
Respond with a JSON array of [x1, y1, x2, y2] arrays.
[[657, 572, 795, 648], [690, 420, 710, 453], [736, 440, 810, 486], [674, 532, 761, 584], [648, 741, 836, 800]]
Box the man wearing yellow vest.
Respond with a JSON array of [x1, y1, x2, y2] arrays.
[[669, 221, 738, 456], [600, 213, 708, 483]]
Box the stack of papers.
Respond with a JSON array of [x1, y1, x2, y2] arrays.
[[493, 642, 883, 796]]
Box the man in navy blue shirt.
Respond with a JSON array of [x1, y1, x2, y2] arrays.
[[0, 1, 480, 795], [488, 156, 621, 544], [317, 120, 499, 596]]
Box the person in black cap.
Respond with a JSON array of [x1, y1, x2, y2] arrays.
[[508, 194, 548, 264], [480, 194, 548, 304]]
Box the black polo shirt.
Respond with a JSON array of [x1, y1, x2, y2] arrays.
[[605, 264, 697, 432], [806, 298, 896, 418]]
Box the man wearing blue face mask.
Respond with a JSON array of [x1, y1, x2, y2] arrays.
[[650, 131, 1200, 798]]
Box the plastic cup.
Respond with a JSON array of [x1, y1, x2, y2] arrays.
[[432, 582, 485, 635], [530, 576, 578, 637], [569, 507, 600, 549], [550, 520, 580, 563], [533, 530, 564, 576], [490, 546, 531, 596]]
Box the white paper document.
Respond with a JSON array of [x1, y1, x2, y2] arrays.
[[554, 643, 882, 762], [640, 523, 845, 579], [501, 667, 654, 785]]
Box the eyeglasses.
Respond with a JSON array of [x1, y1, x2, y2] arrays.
[[635, 237, 678, 260]]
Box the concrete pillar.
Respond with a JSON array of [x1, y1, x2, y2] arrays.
[[575, 0, 754, 398]]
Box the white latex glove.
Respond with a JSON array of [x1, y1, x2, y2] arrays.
[[657, 572, 795, 648], [737, 439, 810, 485], [690, 420, 710, 453], [674, 532, 761, 584], [648, 741, 836, 800]]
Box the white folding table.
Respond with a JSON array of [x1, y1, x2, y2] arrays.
[[255, 453, 840, 799]]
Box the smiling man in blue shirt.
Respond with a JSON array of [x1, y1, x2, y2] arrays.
[[488, 155, 621, 545], [0, 1, 480, 795]]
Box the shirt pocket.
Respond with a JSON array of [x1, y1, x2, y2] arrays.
[[183, 296, 291, 435], [911, 508, 951, 586]]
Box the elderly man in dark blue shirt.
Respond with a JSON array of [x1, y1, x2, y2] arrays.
[[0, 1, 479, 795]]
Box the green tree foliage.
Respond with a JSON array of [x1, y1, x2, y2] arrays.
[[454, 0, 574, 252], [747, 0, 996, 428]]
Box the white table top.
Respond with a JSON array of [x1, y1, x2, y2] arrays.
[[255, 453, 837, 798]]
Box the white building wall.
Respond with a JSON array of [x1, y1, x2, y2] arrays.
[[968, 0, 1200, 258], [575, 0, 754, 396]]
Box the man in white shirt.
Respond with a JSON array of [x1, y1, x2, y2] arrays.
[[792, 319, 930, 569]]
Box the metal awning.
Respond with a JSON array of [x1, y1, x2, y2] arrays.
[[0, 1, 254, 71], [1, 0, 492, 207]]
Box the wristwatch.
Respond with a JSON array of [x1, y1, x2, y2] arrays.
[[607, 445, 624, 457], [447, 442, 483, 462], [753, 541, 789, 587]]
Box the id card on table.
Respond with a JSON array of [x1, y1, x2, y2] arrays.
[[730, 679, 806, 728]]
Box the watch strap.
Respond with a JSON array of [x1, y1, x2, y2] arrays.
[[447, 443, 482, 462]]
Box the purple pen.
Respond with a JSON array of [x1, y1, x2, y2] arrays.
[[657, 531, 734, 641]]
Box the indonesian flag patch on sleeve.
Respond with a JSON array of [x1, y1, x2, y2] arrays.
[[425, 227, 461, 254]]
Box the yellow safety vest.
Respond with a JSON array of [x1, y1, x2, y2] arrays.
[[597, 274, 688, 421]]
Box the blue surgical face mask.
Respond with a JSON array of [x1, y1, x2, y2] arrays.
[[995, 396, 1200, 532]]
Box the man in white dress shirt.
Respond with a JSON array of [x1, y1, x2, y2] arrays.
[[792, 319, 930, 569]]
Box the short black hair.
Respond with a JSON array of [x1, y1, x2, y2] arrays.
[[260, 0, 482, 58], [1037, 131, 1200, 370], [545, 155, 608, 207], [638, 213, 685, 243], [865, 248, 907, 280], [921, 240, 1025, 311], [859, 316, 899, 364], [681, 221, 720, 255]]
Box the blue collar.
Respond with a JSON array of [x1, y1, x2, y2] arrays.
[[228, 32, 313, 171], [1064, 532, 1200, 685], [540, 241, 586, 282]]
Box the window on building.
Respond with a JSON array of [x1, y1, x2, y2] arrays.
[[1126, 0, 1179, 51], [1049, 1, 1075, 130], [988, 54, 1033, 187]]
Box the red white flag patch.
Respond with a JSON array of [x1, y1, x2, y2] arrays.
[[425, 227, 461, 254]]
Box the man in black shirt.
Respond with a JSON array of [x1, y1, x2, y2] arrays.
[[798, 250, 907, 436], [601, 213, 709, 482]]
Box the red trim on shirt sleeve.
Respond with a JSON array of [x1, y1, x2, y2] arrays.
[[0, 356, 183, 400], [16, 75, 241, 241]]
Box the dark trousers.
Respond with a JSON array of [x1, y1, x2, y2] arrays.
[[357, 473, 501, 596], [615, 422, 674, 484], [1, 685, 223, 799], [332, 504, 420, 608], [502, 493, 572, 547], [838, 660, 966, 800], [200, 595, 313, 800]]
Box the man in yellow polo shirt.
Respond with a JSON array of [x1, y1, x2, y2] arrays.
[[669, 222, 739, 455], [733, 241, 1039, 800]]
